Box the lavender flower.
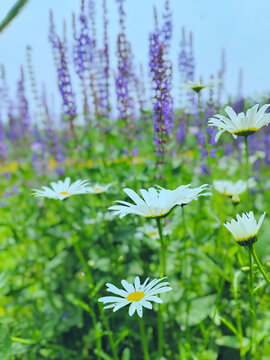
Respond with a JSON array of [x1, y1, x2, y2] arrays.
[[149, 32, 174, 162], [17, 67, 31, 138], [0, 109, 8, 160], [161, 0, 172, 52], [49, 12, 77, 137]]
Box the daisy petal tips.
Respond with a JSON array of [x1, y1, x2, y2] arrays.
[[224, 211, 266, 246], [98, 276, 172, 318], [32, 177, 90, 200]]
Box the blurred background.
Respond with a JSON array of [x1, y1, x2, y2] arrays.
[[1, 0, 270, 103]]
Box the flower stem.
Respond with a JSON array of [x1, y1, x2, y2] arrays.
[[250, 244, 270, 284], [248, 246, 257, 356], [138, 317, 150, 360], [197, 93, 213, 179], [156, 218, 166, 278], [181, 206, 188, 235], [231, 270, 244, 358], [156, 217, 166, 358], [244, 135, 249, 181]]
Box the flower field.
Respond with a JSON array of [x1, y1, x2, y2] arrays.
[[0, 1, 270, 359]]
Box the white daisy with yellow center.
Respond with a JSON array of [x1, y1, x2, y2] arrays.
[[87, 183, 113, 194], [32, 177, 90, 200], [208, 104, 270, 142], [179, 79, 219, 93], [98, 277, 172, 317], [213, 179, 250, 204], [109, 184, 209, 219], [224, 211, 266, 246]]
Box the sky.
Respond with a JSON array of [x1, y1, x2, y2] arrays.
[[1, 0, 270, 112]]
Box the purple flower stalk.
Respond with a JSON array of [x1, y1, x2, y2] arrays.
[[115, 32, 136, 131], [17, 66, 31, 138], [161, 0, 172, 52], [49, 12, 77, 137], [0, 109, 8, 160], [149, 32, 174, 163], [72, 8, 92, 122]]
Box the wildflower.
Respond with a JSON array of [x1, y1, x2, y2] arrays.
[[224, 211, 266, 246], [109, 184, 209, 218], [213, 179, 254, 204], [179, 79, 218, 93], [208, 104, 270, 142], [98, 276, 172, 317], [32, 177, 90, 200], [87, 183, 113, 194]]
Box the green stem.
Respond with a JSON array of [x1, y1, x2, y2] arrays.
[[138, 317, 150, 360], [157, 307, 164, 359], [156, 218, 166, 278], [197, 93, 213, 179], [73, 241, 94, 287], [181, 206, 188, 235], [250, 245, 270, 284], [248, 246, 257, 357], [231, 270, 244, 358], [244, 135, 249, 182], [99, 305, 119, 360], [156, 217, 166, 358]]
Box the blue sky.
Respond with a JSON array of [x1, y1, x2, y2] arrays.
[[1, 0, 270, 107]]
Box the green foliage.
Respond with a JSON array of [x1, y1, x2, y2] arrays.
[[0, 0, 29, 33], [0, 122, 270, 359], [0, 324, 12, 360]]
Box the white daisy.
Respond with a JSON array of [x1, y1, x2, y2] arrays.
[[32, 177, 90, 200], [108, 184, 209, 219], [87, 183, 113, 194], [213, 179, 248, 198], [179, 79, 219, 93], [208, 104, 270, 142], [98, 276, 172, 318], [224, 211, 266, 246]]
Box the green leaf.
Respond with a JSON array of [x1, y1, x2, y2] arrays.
[[121, 347, 131, 360], [178, 294, 217, 326], [115, 329, 130, 347], [0, 325, 12, 360], [216, 336, 250, 351], [219, 317, 239, 337], [0, 270, 9, 289], [0, 0, 29, 33], [93, 349, 113, 360]]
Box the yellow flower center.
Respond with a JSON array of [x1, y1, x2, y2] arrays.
[[148, 231, 158, 237], [126, 291, 145, 301], [60, 192, 68, 195], [147, 208, 164, 218], [191, 85, 205, 93], [94, 187, 102, 192], [232, 127, 258, 136]]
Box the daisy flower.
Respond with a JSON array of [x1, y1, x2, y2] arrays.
[[208, 104, 270, 142], [98, 276, 172, 317], [224, 211, 266, 246], [213, 179, 250, 203], [109, 184, 209, 219], [87, 183, 113, 194], [32, 177, 90, 200], [179, 79, 219, 93]]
